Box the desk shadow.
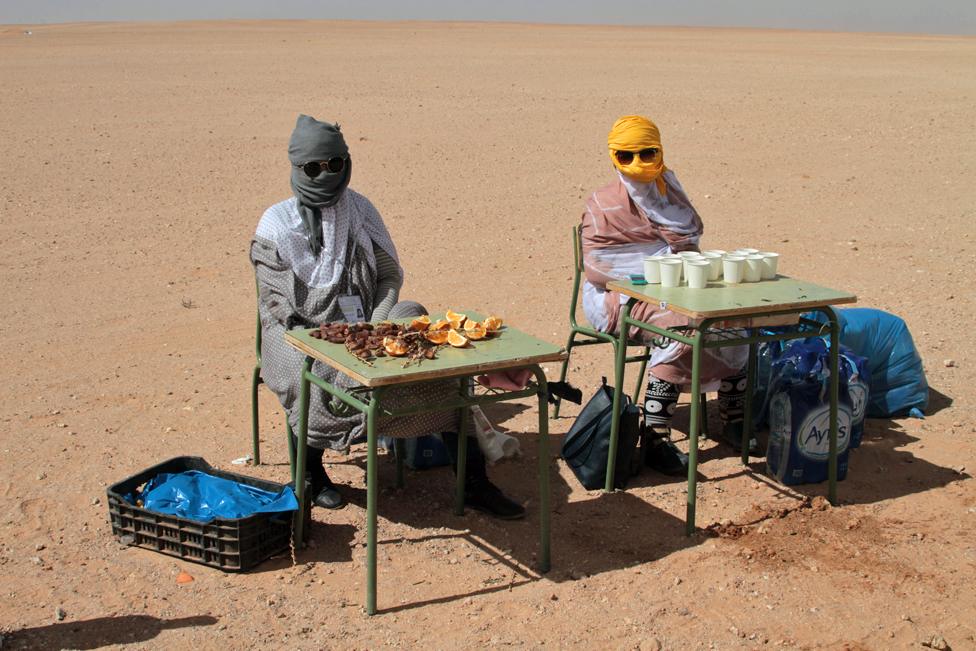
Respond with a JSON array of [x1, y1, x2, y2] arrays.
[[303, 446, 694, 613], [6, 615, 217, 650], [480, 401, 531, 427], [248, 524, 358, 572], [668, 402, 966, 507]]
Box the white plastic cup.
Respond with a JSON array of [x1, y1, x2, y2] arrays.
[[723, 255, 745, 284], [686, 260, 710, 289], [702, 252, 723, 280], [759, 252, 780, 279], [682, 254, 706, 280], [677, 251, 702, 259], [659, 253, 683, 280], [744, 254, 764, 282], [704, 249, 726, 257], [643, 256, 663, 284], [735, 247, 759, 256], [659, 258, 682, 288]]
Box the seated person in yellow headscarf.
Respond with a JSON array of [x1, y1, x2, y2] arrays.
[[578, 115, 750, 470]]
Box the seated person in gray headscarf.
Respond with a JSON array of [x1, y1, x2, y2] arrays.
[[250, 114, 524, 519]]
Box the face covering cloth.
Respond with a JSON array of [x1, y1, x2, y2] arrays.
[[288, 114, 352, 255], [607, 114, 667, 196]]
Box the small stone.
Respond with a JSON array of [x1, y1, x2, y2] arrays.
[[549, 593, 558, 601], [36, 473, 46, 481], [673, 576, 682, 586], [639, 638, 662, 651], [35, 543, 46, 551], [91, 497, 100, 505], [30, 556, 43, 565], [54, 606, 66, 621], [943, 359, 956, 368], [922, 634, 949, 650]]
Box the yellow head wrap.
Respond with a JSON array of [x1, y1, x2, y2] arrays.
[[608, 115, 668, 196]]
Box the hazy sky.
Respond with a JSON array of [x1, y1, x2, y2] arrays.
[[2, 0, 975, 36]]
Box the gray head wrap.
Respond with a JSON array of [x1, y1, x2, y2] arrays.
[[288, 114, 353, 255]]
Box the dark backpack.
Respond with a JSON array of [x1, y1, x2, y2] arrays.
[[561, 378, 641, 490]]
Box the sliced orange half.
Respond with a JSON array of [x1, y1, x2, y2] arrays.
[[483, 315, 503, 332], [383, 336, 409, 356], [429, 319, 451, 331], [408, 315, 431, 331], [445, 309, 467, 329], [425, 329, 450, 345], [447, 329, 469, 348], [465, 323, 487, 340]]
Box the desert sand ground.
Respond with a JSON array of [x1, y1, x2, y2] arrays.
[[1, 20, 975, 651]]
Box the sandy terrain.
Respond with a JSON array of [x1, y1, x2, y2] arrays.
[[1, 20, 975, 650]]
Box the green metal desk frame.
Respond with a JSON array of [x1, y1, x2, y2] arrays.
[[605, 276, 856, 535], [284, 320, 565, 615]]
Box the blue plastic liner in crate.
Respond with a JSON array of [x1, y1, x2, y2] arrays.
[[107, 456, 310, 571]]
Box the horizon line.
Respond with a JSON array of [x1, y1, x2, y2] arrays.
[[3, 17, 975, 39]]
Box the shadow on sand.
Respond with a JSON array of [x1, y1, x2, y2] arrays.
[[6, 615, 218, 650]]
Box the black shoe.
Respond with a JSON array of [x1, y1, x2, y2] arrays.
[[463, 479, 526, 520], [644, 436, 689, 477], [309, 473, 345, 509], [722, 421, 759, 454]]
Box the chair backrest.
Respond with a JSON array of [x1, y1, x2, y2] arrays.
[[254, 284, 262, 364], [568, 224, 584, 328]]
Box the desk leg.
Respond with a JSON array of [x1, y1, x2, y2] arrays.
[[531, 365, 551, 573], [455, 378, 470, 516], [686, 327, 705, 536], [824, 308, 840, 505], [605, 300, 633, 493], [366, 386, 383, 616], [742, 342, 758, 466], [293, 356, 313, 549]]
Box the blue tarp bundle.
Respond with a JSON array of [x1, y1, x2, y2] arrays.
[[130, 470, 298, 523], [806, 308, 928, 418]]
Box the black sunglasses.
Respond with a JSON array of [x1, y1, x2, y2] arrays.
[[295, 157, 347, 179], [613, 148, 659, 165]]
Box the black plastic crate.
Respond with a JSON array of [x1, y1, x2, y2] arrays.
[[107, 456, 309, 571]]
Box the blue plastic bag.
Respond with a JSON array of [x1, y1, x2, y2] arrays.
[[381, 433, 452, 470], [806, 308, 928, 417], [765, 338, 852, 485], [132, 470, 299, 523]]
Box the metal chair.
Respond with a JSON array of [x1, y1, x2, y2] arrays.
[[551, 225, 651, 418], [551, 225, 707, 435], [251, 306, 295, 467]]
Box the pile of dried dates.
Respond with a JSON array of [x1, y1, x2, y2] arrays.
[[310, 321, 438, 364]]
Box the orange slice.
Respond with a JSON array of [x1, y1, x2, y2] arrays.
[[447, 329, 469, 348], [383, 336, 409, 356], [465, 323, 487, 340], [483, 315, 503, 332], [429, 319, 451, 331], [176, 571, 194, 585], [425, 329, 449, 344], [445, 309, 467, 329], [408, 315, 431, 331]]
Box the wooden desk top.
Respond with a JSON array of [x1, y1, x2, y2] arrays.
[[284, 312, 566, 388], [607, 275, 856, 320]]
